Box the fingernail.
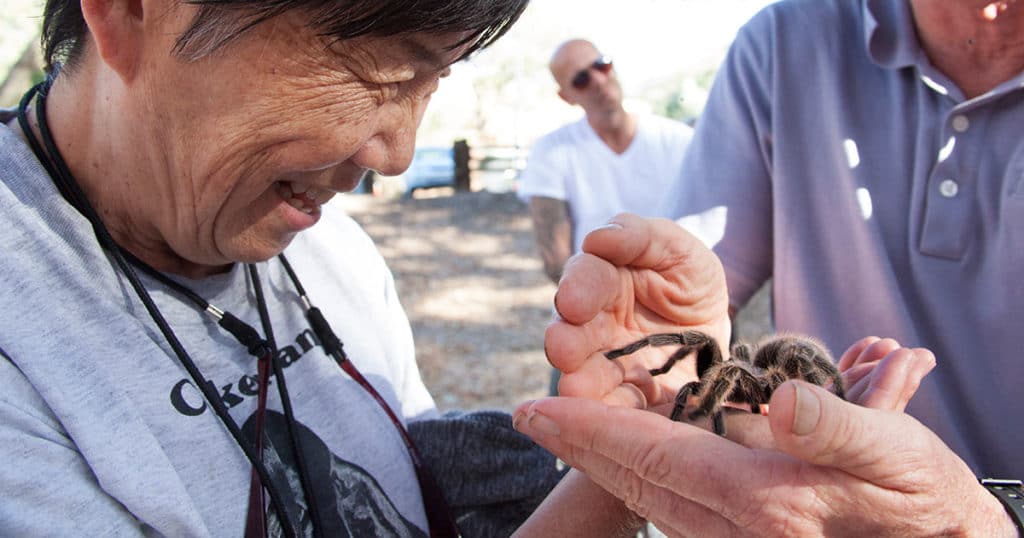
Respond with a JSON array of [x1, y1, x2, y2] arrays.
[[552, 292, 565, 321], [526, 412, 561, 437], [511, 401, 535, 432], [791, 383, 821, 436], [617, 383, 648, 410], [592, 222, 623, 232]]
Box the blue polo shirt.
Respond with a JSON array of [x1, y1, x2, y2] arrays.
[[668, 0, 1024, 477]]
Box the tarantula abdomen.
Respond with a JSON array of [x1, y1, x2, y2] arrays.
[[604, 331, 845, 436], [747, 335, 846, 400]]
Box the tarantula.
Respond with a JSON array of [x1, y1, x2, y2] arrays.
[[604, 331, 845, 436]]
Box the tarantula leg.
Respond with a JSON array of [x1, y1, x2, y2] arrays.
[[603, 332, 723, 385], [711, 411, 726, 437], [605, 333, 689, 359], [604, 338, 651, 361], [671, 381, 726, 436], [669, 382, 700, 422], [649, 344, 699, 376]]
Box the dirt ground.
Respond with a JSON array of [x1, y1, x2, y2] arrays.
[[339, 189, 772, 412]]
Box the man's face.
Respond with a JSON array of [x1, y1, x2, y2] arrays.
[[551, 42, 623, 113], [114, 7, 463, 271]]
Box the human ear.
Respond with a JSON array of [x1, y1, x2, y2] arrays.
[[80, 0, 145, 80]]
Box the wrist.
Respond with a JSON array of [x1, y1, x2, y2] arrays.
[[977, 479, 1024, 538]]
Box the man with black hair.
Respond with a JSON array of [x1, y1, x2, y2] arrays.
[[0, 2, 593, 536]]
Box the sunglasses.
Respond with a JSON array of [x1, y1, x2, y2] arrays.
[[571, 56, 614, 90]]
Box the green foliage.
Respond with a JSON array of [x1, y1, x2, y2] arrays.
[[662, 89, 688, 121], [643, 67, 719, 123]]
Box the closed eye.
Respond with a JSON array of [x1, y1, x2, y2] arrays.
[[378, 81, 401, 103]]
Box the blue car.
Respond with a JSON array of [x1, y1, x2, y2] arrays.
[[404, 146, 455, 195]]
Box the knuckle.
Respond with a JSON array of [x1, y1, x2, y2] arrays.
[[616, 442, 677, 520], [633, 440, 676, 488], [615, 466, 653, 519]]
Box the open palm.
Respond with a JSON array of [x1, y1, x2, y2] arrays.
[[545, 213, 731, 408]]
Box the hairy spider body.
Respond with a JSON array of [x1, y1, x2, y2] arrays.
[[604, 331, 845, 436]]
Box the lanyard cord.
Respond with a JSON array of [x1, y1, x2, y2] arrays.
[[17, 78, 460, 537], [248, 263, 327, 538], [277, 256, 460, 538], [16, 80, 304, 537], [92, 239, 329, 538]]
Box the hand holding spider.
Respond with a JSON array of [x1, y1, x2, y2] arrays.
[[546, 214, 930, 415], [514, 357, 1017, 537], [604, 331, 846, 436], [513, 339, 946, 538], [546, 213, 731, 409], [513, 215, 991, 538]]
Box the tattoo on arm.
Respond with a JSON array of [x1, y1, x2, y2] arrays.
[[528, 197, 573, 284]]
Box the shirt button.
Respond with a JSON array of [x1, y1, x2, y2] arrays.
[[952, 115, 970, 132], [940, 179, 959, 198]]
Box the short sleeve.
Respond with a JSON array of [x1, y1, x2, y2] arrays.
[[666, 10, 777, 308], [517, 131, 569, 203]]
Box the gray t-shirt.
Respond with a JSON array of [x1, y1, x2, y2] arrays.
[[668, 0, 1024, 477], [0, 112, 560, 536]]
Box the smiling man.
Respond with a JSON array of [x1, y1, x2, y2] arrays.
[[0, 1, 604, 536]]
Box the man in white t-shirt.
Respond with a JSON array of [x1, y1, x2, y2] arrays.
[[518, 39, 694, 395]]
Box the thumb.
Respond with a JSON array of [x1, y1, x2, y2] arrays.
[[768, 380, 932, 487]]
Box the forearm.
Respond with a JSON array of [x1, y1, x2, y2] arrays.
[[514, 469, 642, 538], [527, 196, 572, 284]]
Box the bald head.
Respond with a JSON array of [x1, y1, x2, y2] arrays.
[[549, 39, 601, 88], [547, 38, 623, 116]]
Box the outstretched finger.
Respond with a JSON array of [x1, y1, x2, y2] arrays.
[[854, 348, 935, 411], [840, 338, 901, 401], [581, 214, 704, 271], [838, 337, 899, 373], [513, 397, 764, 520], [842, 361, 880, 404], [582, 215, 730, 333], [837, 336, 881, 371]]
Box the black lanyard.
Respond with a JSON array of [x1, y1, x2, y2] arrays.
[[17, 78, 459, 538]]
